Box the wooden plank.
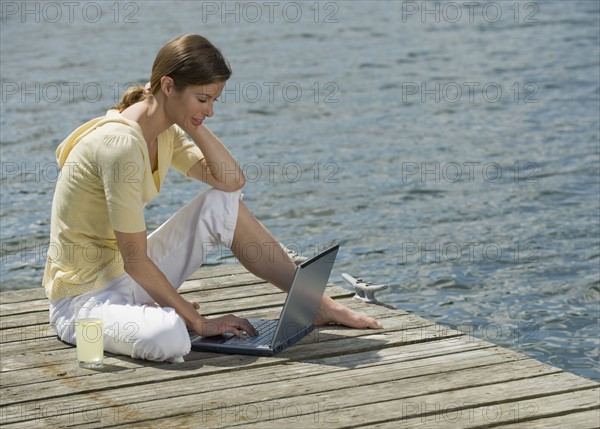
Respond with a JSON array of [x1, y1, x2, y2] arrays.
[[492, 409, 600, 429], [0, 299, 50, 317], [1, 322, 58, 345], [178, 273, 266, 294], [187, 263, 254, 280], [0, 288, 47, 305]]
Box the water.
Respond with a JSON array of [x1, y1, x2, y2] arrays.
[[1, 1, 598, 381]]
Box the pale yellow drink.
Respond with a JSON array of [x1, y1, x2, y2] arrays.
[[76, 318, 104, 368]]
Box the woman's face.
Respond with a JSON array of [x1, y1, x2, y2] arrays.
[[165, 81, 225, 130]]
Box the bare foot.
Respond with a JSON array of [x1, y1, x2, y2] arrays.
[[315, 295, 383, 329]]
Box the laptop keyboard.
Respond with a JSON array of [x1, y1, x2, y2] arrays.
[[226, 319, 277, 346]]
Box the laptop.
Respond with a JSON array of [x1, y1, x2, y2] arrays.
[[190, 244, 339, 356]]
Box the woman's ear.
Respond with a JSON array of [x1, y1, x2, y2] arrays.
[[159, 76, 175, 96]]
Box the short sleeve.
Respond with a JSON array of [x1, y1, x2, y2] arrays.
[[97, 135, 146, 233], [170, 125, 204, 175]]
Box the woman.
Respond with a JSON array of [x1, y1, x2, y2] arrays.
[[44, 34, 382, 363]]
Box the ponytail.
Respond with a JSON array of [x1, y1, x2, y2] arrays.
[[112, 85, 148, 112]]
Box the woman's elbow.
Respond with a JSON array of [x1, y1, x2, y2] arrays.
[[222, 172, 245, 192], [232, 175, 246, 191]]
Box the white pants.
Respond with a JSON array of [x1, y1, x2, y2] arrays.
[[49, 188, 241, 363]]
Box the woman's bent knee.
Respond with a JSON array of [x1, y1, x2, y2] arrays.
[[130, 308, 191, 362], [196, 188, 241, 248]]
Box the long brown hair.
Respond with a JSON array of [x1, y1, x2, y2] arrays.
[[113, 34, 232, 112]]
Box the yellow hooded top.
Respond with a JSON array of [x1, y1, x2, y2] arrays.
[[43, 110, 203, 301]]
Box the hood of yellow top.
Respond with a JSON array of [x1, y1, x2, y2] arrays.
[[55, 110, 136, 167]]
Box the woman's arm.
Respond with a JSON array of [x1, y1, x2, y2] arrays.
[[114, 230, 257, 337], [185, 124, 245, 191]]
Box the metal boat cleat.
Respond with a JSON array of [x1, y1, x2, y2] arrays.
[[341, 273, 388, 303]]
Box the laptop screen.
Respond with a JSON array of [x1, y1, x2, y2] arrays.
[[270, 245, 339, 347]]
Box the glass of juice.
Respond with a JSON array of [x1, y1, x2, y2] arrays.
[[74, 300, 104, 368]]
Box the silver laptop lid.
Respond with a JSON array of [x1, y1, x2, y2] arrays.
[[270, 244, 339, 348]]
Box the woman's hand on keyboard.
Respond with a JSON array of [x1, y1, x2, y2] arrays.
[[192, 314, 258, 338]]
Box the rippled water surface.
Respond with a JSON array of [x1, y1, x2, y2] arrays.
[[1, 1, 599, 381]]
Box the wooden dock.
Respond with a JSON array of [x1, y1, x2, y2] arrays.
[[1, 263, 599, 428]]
